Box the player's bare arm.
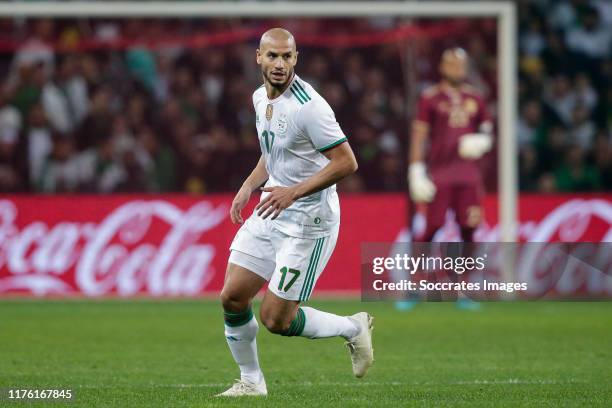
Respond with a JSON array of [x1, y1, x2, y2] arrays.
[[230, 155, 269, 224], [409, 120, 429, 165], [256, 142, 357, 220]]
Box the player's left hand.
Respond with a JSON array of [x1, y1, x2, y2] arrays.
[[255, 186, 299, 220], [458, 133, 492, 160]]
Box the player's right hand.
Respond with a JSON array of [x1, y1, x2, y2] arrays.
[[230, 186, 251, 224], [408, 162, 436, 203]]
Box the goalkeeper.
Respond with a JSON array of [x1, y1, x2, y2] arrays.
[[408, 48, 493, 243]]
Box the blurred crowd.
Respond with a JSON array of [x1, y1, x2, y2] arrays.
[[517, 0, 612, 192], [0, 16, 436, 194], [0, 0, 610, 195]]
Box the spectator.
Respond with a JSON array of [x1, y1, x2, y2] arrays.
[[574, 72, 598, 113], [517, 99, 545, 148], [592, 133, 612, 190], [568, 104, 597, 150], [10, 19, 55, 83], [40, 63, 74, 133], [520, 16, 546, 57], [378, 153, 403, 191], [539, 125, 569, 172], [59, 55, 89, 125], [565, 5, 612, 60], [0, 100, 25, 191], [554, 145, 601, 192], [24, 103, 53, 187], [76, 136, 126, 193], [36, 135, 80, 193], [77, 85, 113, 150], [544, 74, 576, 126], [136, 126, 176, 192], [519, 146, 540, 192]]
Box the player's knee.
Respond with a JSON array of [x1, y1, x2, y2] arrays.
[[259, 310, 291, 334], [262, 317, 291, 334], [220, 288, 249, 312]]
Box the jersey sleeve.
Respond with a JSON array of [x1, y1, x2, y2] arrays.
[[298, 97, 347, 152], [252, 89, 260, 109]]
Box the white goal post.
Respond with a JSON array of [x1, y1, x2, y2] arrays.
[[1, 1, 518, 243]]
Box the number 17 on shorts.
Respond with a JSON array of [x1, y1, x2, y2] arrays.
[[270, 227, 338, 302]]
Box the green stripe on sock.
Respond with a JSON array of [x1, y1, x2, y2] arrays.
[[304, 238, 325, 300], [293, 81, 311, 101], [281, 315, 298, 336], [280, 307, 306, 337], [299, 238, 323, 301], [224, 308, 253, 327], [280, 321, 295, 336], [294, 307, 306, 336], [290, 86, 305, 104]]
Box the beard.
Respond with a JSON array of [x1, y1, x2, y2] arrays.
[[263, 67, 293, 89]]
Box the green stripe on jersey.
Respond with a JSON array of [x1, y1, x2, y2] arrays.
[[292, 84, 310, 103], [317, 137, 347, 152], [290, 86, 306, 105], [293, 81, 312, 101]]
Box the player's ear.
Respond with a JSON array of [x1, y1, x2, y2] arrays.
[[256, 49, 262, 65], [293, 50, 299, 65]]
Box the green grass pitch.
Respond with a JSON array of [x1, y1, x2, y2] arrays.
[[1, 300, 611, 407]]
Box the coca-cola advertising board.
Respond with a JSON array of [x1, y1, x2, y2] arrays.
[[0, 194, 610, 297]]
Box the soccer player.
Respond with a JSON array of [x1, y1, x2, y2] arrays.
[[218, 28, 374, 397], [401, 48, 493, 311], [408, 48, 492, 244]]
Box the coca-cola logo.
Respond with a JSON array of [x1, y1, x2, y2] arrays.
[[0, 199, 227, 296]]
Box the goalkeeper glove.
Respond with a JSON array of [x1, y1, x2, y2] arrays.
[[408, 162, 436, 203], [458, 133, 492, 160]]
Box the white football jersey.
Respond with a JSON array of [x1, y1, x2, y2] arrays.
[[252, 74, 348, 239]]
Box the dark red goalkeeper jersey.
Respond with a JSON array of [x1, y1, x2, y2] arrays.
[[414, 84, 492, 185]]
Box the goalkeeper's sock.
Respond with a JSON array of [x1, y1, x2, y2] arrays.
[[281, 306, 360, 339], [224, 308, 263, 384]]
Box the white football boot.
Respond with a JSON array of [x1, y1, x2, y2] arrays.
[[216, 378, 267, 397], [345, 312, 374, 378]]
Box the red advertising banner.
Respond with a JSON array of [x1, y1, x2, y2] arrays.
[[0, 194, 610, 297]]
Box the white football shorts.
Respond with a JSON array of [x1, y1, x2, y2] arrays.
[[229, 214, 339, 301]]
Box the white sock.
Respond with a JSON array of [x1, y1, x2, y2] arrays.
[[299, 306, 360, 340], [224, 313, 263, 384]]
